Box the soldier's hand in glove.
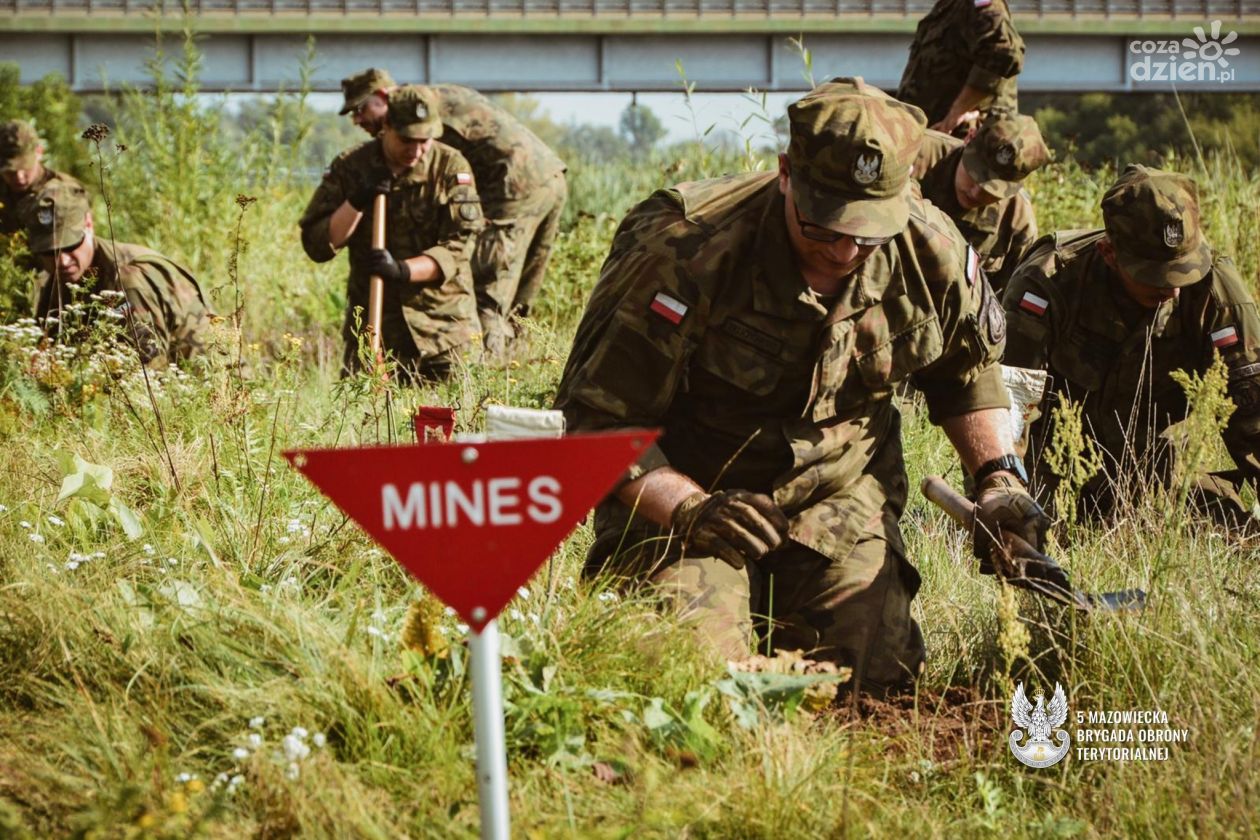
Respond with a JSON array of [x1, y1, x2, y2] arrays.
[[367, 248, 411, 284], [973, 473, 1050, 573], [347, 170, 392, 212], [670, 489, 790, 570]]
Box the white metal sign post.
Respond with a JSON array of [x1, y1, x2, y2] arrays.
[[469, 615, 510, 840]]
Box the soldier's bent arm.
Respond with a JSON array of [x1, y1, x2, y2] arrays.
[[1207, 258, 1260, 480], [999, 241, 1058, 370], [416, 158, 483, 285], [299, 160, 355, 264], [554, 197, 704, 510]]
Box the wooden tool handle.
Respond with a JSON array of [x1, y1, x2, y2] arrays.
[[920, 475, 976, 528], [368, 192, 387, 361]]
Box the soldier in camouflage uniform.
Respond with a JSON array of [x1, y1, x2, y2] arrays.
[[1003, 165, 1260, 524], [896, 0, 1025, 135], [914, 113, 1049, 294], [302, 85, 483, 382], [26, 181, 214, 367], [424, 84, 568, 358], [555, 78, 1047, 693], [1, 119, 84, 239]]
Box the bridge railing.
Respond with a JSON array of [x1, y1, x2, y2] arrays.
[[1, 0, 1255, 16]]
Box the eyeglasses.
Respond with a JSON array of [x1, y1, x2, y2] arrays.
[[794, 203, 895, 247]]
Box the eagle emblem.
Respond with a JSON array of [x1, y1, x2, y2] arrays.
[[852, 152, 881, 185], [37, 206, 53, 227], [1009, 682, 1071, 767], [995, 143, 1016, 167], [1163, 220, 1184, 247], [415, 102, 429, 120]]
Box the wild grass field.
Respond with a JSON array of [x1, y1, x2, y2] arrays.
[[1, 50, 1260, 838]]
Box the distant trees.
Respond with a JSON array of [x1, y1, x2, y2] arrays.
[[619, 101, 666, 153]]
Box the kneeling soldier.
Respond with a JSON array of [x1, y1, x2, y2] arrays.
[[1003, 164, 1260, 526], [27, 181, 214, 367]]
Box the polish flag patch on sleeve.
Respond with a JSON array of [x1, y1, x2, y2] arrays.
[[649, 291, 688, 325], [1211, 326, 1240, 349], [456, 172, 472, 185], [1019, 291, 1049, 316]]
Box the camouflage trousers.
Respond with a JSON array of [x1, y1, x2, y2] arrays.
[[592, 511, 926, 694], [340, 302, 469, 384], [473, 171, 568, 350]]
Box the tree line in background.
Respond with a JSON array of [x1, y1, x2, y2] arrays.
[[3, 60, 1258, 188]]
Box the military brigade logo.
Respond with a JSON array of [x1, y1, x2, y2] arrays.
[[416, 102, 429, 120], [1163, 220, 1184, 247], [37, 206, 53, 227], [1009, 682, 1071, 768], [853, 152, 882, 185], [995, 144, 1016, 167]]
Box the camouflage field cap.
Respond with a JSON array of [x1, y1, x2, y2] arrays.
[[786, 77, 926, 238], [386, 85, 443, 140], [961, 113, 1050, 199], [1102, 164, 1212, 289], [0, 119, 40, 172], [26, 179, 90, 254], [338, 67, 396, 116]]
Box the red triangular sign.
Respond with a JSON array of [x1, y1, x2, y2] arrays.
[[285, 429, 658, 631]]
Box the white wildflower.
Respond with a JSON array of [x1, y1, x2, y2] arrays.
[[175, 772, 195, 783], [247, 733, 263, 749], [47, 515, 64, 527], [312, 732, 326, 748], [166, 557, 178, 566], [517, 586, 531, 600], [229, 774, 245, 790], [142, 544, 155, 555], [249, 716, 266, 729], [30, 533, 45, 544], [281, 734, 310, 762], [285, 762, 300, 781], [232, 747, 250, 761], [259, 584, 272, 594], [456, 623, 470, 634], [277, 536, 291, 545], [444, 606, 456, 617], [291, 726, 308, 740], [0, 504, 8, 512], [509, 609, 523, 621], [598, 591, 619, 603], [19, 520, 31, 529]]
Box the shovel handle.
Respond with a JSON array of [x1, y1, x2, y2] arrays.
[[921, 475, 977, 528], [368, 192, 387, 365]]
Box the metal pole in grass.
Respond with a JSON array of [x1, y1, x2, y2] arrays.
[[468, 610, 510, 840]]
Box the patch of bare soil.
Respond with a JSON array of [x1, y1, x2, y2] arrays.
[[828, 685, 1006, 763]]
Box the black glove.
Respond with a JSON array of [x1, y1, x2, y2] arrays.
[[366, 248, 411, 284], [347, 172, 392, 212], [973, 473, 1051, 573], [671, 489, 790, 570]]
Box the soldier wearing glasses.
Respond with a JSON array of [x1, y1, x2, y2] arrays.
[[554, 78, 1045, 694]]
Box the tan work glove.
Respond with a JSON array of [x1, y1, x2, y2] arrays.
[[973, 473, 1051, 573], [671, 489, 790, 570]]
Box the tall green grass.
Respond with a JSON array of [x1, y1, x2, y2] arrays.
[[1, 38, 1259, 838]]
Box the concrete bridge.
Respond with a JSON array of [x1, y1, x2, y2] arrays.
[[2, 0, 1258, 92]]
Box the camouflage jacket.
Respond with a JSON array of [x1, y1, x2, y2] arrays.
[[916, 130, 1037, 294], [555, 172, 1009, 564], [896, 0, 1024, 124], [1003, 230, 1260, 490], [35, 240, 214, 367], [429, 84, 566, 211], [299, 138, 483, 357], [1, 166, 82, 238]]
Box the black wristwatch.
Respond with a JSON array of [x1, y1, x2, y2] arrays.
[[972, 454, 1028, 487]]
